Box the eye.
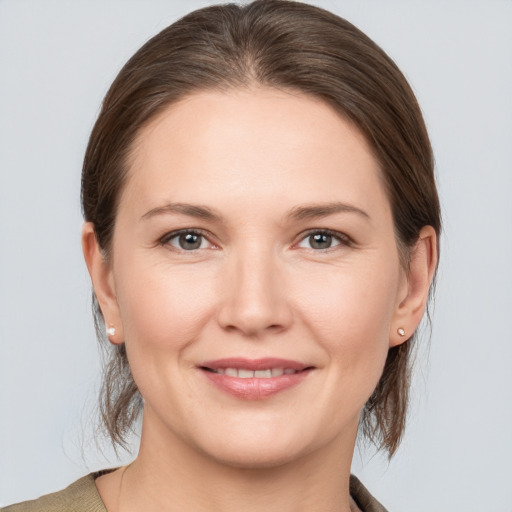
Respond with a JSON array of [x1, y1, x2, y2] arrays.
[[161, 230, 212, 251], [297, 230, 347, 250]]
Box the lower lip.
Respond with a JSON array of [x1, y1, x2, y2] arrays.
[[201, 369, 312, 400]]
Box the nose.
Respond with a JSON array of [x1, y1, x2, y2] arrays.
[[216, 245, 293, 337]]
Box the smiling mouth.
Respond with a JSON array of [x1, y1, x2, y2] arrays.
[[198, 358, 314, 399], [200, 357, 313, 376], [201, 367, 309, 378]]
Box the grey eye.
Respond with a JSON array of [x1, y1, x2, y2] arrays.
[[167, 231, 208, 250], [309, 233, 333, 249], [297, 231, 343, 250]]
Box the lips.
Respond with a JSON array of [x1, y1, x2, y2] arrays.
[[199, 358, 314, 400]]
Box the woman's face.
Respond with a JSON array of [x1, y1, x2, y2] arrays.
[[98, 88, 412, 467]]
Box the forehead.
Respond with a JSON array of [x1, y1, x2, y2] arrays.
[[121, 87, 389, 221]]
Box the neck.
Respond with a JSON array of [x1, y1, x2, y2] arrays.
[[116, 409, 359, 512]]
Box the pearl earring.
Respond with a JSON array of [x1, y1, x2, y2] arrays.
[[106, 326, 116, 336], [397, 327, 406, 337]]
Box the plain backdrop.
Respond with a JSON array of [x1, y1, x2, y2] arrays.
[[1, 1, 511, 510]]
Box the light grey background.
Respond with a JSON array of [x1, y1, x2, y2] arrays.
[[1, 1, 511, 510]]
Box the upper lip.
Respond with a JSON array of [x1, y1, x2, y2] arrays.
[[200, 358, 312, 371]]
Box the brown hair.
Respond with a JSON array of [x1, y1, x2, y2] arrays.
[[81, 0, 441, 457]]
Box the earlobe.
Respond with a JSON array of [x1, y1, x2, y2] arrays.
[[81, 222, 124, 344], [390, 226, 438, 347]]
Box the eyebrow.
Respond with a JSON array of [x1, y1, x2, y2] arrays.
[[141, 202, 224, 223], [286, 202, 370, 221], [140, 201, 369, 223]]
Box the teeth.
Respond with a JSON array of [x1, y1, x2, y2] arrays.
[[255, 369, 272, 378], [215, 368, 297, 378]]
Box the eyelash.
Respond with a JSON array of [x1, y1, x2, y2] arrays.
[[159, 228, 351, 252], [159, 229, 214, 252], [297, 229, 351, 251]]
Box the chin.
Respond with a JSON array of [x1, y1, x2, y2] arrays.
[[190, 423, 321, 470], [203, 442, 305, 470]]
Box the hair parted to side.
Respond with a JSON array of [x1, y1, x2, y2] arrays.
[[81, 0, 441, 457]]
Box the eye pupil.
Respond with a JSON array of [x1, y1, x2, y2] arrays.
[[179, 233, 202, 250], [310, 233, 332, 249]]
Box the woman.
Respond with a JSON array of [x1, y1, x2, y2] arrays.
[[3, 1, 439, 511]]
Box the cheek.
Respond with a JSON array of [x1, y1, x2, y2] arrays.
[[299, 259, 398, 334], [113, 258, 222, 413], [114, 256, 217, 364], [294, 260, 399, 387]]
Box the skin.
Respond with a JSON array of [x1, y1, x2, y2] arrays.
[[82, 87, 437, 512]]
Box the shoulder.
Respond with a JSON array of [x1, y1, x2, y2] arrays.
[[1, 474, 107, 512], [350, 474, 389, 512]]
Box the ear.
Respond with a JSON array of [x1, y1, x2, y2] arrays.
[[81, 222, 124, 344], [390, 225, 438, 347]]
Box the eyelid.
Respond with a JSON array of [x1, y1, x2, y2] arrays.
[[158, 228, 352, 252], [159, 228, 217, 250], [294, 228, 352, 250]]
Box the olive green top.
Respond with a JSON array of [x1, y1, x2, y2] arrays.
[[1, 472, 388, 512], [1, 473, 106, 512]]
